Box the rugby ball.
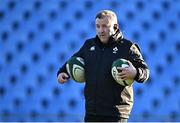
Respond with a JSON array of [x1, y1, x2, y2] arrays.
[[66, 57, 85, 83], [111, 58, 133, 86]]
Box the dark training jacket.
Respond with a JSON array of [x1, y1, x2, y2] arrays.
[[57, 33, 149, 119]]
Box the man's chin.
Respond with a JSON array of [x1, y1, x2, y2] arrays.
[[101, 41, 109, 43], [100, 38, 109, 43]]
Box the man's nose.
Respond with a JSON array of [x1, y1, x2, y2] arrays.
[[99, 27, 104, 33]]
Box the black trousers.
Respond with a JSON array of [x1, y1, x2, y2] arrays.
[[84, 114, 128, 122]]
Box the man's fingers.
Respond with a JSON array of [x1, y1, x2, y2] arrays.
[[62, 76, 69, 80], [62, 73, 70, 79], [57, 73, 69, 84], [118, 74, 126, 79], [58, 76, 65, 84], [117, 67, 124, 73], [116, 72, 127, 80], [117, 70, 127, 75], [64, 73, 69, 78], [117, 76, 127, 81], [127, 60, 134, 68]]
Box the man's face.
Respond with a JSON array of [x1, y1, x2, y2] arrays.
[[96, 17, 116, 43]]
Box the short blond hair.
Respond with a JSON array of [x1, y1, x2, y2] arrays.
[[95, 10, 118, 25]]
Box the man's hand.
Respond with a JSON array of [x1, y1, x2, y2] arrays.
[[57, 72, 69, 84], [116, 61, 137, 81]]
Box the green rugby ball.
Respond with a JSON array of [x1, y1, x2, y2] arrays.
[[111, 58, 133, 86], [66, 57, 85, 83]]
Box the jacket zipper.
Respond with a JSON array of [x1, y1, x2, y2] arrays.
[[94, 46, 105, 114]]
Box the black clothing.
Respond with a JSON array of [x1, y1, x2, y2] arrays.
[[84, 113, 128, 122], [57, 33, 149, 119]]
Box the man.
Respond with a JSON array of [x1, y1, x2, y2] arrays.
[[57, 10, 149, 122]]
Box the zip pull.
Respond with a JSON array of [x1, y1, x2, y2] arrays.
[[102, 47, 105, 51]]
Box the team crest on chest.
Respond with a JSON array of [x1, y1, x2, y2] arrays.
[[113, 47, 118, 54]]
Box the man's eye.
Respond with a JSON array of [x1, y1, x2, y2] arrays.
[[102, 25, 107, 28]]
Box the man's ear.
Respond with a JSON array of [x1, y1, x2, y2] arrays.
[[113, 24, 119, 31]]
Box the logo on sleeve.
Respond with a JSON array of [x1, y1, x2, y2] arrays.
[[130, 44, 142, 58], [90, 46, 95, 51]]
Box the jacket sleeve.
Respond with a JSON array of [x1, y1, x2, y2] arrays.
[[128, 43, 150, 83], [57, 40, 87, 77]]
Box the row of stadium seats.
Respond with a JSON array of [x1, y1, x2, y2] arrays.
[[1, 0, 180, 122]]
